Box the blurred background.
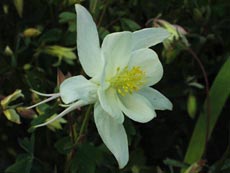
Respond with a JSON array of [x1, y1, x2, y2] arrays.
[[0, 0, 230, 172]]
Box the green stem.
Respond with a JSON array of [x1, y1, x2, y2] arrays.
[[186, 48, 211, 160], [64, 105, 93, 173], [97, 0, 110, 27], [64, 153, 72, 173], [64, 114, 77, 173], [12, 34, 21, 67], [78, 104, 93, 137]]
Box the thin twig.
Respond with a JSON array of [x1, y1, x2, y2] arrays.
[[97, 0, 110, 27], [79, 105, 93, 135], [186, 48, 211, 159], [64, 114, 76, 173], [105, 17, 121, 29], [73, 104, 93, 148], [64, 105, 93, 173], [68, 114, 75, 143]]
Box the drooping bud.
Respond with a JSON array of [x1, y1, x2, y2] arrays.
[[4, 46, 14, 57], [23, 28, 41, 38]]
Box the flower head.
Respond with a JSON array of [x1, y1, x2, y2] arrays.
[[28, 4, 172, 169]]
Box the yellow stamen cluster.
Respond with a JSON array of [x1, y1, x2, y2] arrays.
[[110, 66, 146, 96]]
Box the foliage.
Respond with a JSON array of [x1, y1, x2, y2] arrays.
[[0, 0, 230, 173]]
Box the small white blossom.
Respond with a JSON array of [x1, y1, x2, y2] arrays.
[[28, 4, 172, 168]]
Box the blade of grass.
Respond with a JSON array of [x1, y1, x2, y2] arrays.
[[184, 58, 230, 166]]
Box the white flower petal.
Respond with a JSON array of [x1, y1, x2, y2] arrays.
[[98, 87, 124, 123], [129, 48, 163, 86], [132, 28, 169, 50], [75, 4, 103, 77], [94, 102, 129, 169], [139, 87, 173, 111], [119, 93, 156, 123], [60, 75, 97, 104], [101, 31, 132, 77]]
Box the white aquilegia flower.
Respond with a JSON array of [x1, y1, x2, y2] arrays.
[[28, 4, 173, 168]]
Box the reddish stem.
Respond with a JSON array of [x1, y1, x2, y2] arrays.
[[186, 48, 211, 159]]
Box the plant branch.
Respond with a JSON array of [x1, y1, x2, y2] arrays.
[[75, 104, 93, 146], [97, 0, 110, 27], [64, 105, 93, 173], [186, 48, 211, 159]]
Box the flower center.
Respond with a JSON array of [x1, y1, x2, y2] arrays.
[[110, 66, 146, 96]]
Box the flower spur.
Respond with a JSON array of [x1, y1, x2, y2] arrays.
[[28, 4, 173, 169]]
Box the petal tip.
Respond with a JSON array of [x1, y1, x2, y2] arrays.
[[155, 27, 170, 36], [118, 158, 129, 169], [168, 101, 173, 111], [74, 3, 82, 10]]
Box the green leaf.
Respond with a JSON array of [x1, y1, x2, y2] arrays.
[[59, 12, 76, 32], [184, 161, 205, 173], [25, 69, 47, 90], [13, 0, 23, 18], [5, 154, 33, 173], [164, 158, 189, 168], [98, 27, 110, 40], [1, 89, 24, 109], [184, 58, 230, 165], [37, 45, 76, 60], [54, 136, 73, 155], [18, 135, 35, 154], [46, 114, 67, 131], [38, 29, 62, 44], [59, 12, 76, 23], [3, 109, 21, 124], [30, 103, 59, 128], [89, 0, 99, 14], [120, 18, 140, 31], [68, 23, 76, 32], [70, 143, 103, 173]]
